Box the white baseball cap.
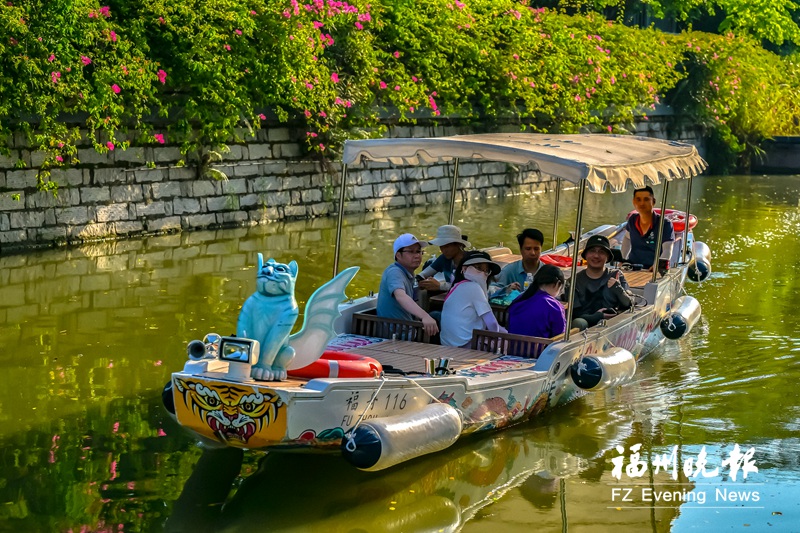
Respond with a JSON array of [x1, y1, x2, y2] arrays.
[[393, 233, 428, 255]]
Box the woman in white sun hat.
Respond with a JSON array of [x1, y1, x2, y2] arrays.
[[417, 224, 471, 292]]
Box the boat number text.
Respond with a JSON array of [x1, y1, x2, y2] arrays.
[[341, 391, 408, 427]]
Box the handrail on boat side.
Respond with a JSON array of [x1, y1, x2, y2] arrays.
[[351, 310, 432, 343]]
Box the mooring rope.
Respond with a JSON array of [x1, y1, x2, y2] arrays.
[[344, 373, 388, 452]]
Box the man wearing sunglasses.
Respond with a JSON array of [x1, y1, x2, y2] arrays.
[[376, 233, 439, 337]]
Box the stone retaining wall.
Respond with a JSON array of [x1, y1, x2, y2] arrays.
[[0, 114, 704, 254]]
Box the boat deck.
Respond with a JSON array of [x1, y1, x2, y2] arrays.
[[345, 339, 493, 374]]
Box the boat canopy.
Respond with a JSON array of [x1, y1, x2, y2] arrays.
[[342, 133, 707, 193]]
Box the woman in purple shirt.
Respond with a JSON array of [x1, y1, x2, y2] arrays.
[[507, 265, 566, 339]]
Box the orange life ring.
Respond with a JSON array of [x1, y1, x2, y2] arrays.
[[541, 254, 574, 268], [287, 350, 382, 379], [627, 208, 698, 233]]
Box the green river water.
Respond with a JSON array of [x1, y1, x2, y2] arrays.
[[1, 174, 798, 532]]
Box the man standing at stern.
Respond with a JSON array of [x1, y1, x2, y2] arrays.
[[622, 186, 675, 272]]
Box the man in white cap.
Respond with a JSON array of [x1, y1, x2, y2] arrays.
[[376, 233, 439, 336], [417, 224, 471, 292]]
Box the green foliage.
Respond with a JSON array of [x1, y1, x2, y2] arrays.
[[1, 0, 799, 182]]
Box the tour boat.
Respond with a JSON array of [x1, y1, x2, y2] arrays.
[[163, 134, 710, 470]]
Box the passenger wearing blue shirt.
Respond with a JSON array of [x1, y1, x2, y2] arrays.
[[489, 228, 545, 298], [417, 225, 470, 292], [376, 233, 439, 337], [622, 186, 674, 271]]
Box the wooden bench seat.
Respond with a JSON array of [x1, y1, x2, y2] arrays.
[[351, 309, 431, 343], [470, 329, 554, 359]]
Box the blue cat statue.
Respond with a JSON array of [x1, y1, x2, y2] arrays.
[[237, 254, 358, 381]]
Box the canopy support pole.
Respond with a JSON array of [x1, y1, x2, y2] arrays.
[[564, 180, 587, 342], [333, 164, 349, 277], [651, 180, 671, 283], [681, 176, 693, 264], [552, 178, 561, 248], [448, 159, 460, 225]]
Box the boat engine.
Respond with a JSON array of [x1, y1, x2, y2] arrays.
[[687, 241, 712, 282], [341, 402, 462, 471], [570, 347, 637, 391], [660, 295, 702, 339]]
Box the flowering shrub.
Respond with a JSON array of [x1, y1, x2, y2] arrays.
[[1, 0, 799, 183]]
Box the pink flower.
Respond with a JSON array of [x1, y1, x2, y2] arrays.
[[224, 44, 231, 51], [109, 31, 117, 42], [51, 71, 61, 84], [607, 125, 612, 132], [355, 21, 363, 30], [513, 54, 519, 60], [111, 84, 121, 94], [319, 144, 326, 151], [409, 106, 415, 112], [394, 85, 400, 91], [234, 29, 242, 35], [157, 69, 167, 84], [319, 111, 327, 118], [250, 10, 257, 15], [307, 132, 318, 137], [575, 95, 581, 101], [158, 16, 165, 24], [304, 109, 312, 118], [99, 6, 110, 18], [154, 133, 165, 144], [393, 51, 400, 58], [305, 82, 313, 90], [48, 54, 55, 62], [379, 81, 387, 89], [411, 76, 418, 82], [106, 141, 115, 151], [331, 72, 339, 83], [259, 113, 266, 120], [56, 155, 64, 162], [81, 56, 91, 66], [157, 428, 167, 437]]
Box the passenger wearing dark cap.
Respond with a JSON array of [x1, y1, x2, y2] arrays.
[[441, 251, 506, 347], [563, 235, 632, 329], [489, 228, 546, 297]]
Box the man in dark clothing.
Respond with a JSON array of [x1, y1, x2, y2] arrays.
[[564, 235, 632, 329]]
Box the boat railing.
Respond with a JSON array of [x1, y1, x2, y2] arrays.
[[470, 329, 554, 359], [351, 310, 431, 343]]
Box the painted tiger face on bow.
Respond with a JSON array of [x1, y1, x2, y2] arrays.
[[175, 378, 283, 444]]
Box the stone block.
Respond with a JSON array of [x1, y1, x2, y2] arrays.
[[248, 143, 273, 160], [48, 169, 84, 187], [80, 273, 112, 292], [93, 167, 127, 185], [0, 192, 25, 211], [134, 168, 165, 183], [309, 202, 331, 217], [184, 214, 216, 228], [352, 184, 373, 199], [222, 179, 247, 195], [112, 184, 145, 202], [427, 165, 446, 178], [78, 147, 113, 165], [114, 221, 144, 234], [80, 187, 111, 203], [301, 189, 322, 203], [266, 191, 290, 206], [149, 182, 180, 199], [275, 143, 301, 158], [0, 214, 7, 231], [365, 198, 390, 210], [147, 216, 181, 232], [240, 194, 259, 208], [116, 147, 146, 164], [153, 146, 182, 163], [191, 180, 217, 197], [382, 169, 403, 182], [0, 230, 26, 243], [283, 205, 307, 218], [56, 206, 90, 225], [135, 201, 167, 217], [283, 176, 308, 189], [290, 190, 301, 204], [96, 204, 129, 222], [37, 226, 67, 242], [387, 196, 408, 208], [250, 177, 281, 193], [225, 145, 245, 160], [6, 170, 37, 189], [233, 164, 261, 177], [217, 211, 249, 224], [263, 162, 288, 175], [10, 211, 45, 229], [375, 183, 399, 197], [268, 128, 290, 142], [207, 196, 239, 211], [66, 222, 111, 240], [0, 150, 20, 169], [173, 197, 201, 215], [420, 179, 439, 193], [169, 167, 195, 181], [459, 162, 481, 177]]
